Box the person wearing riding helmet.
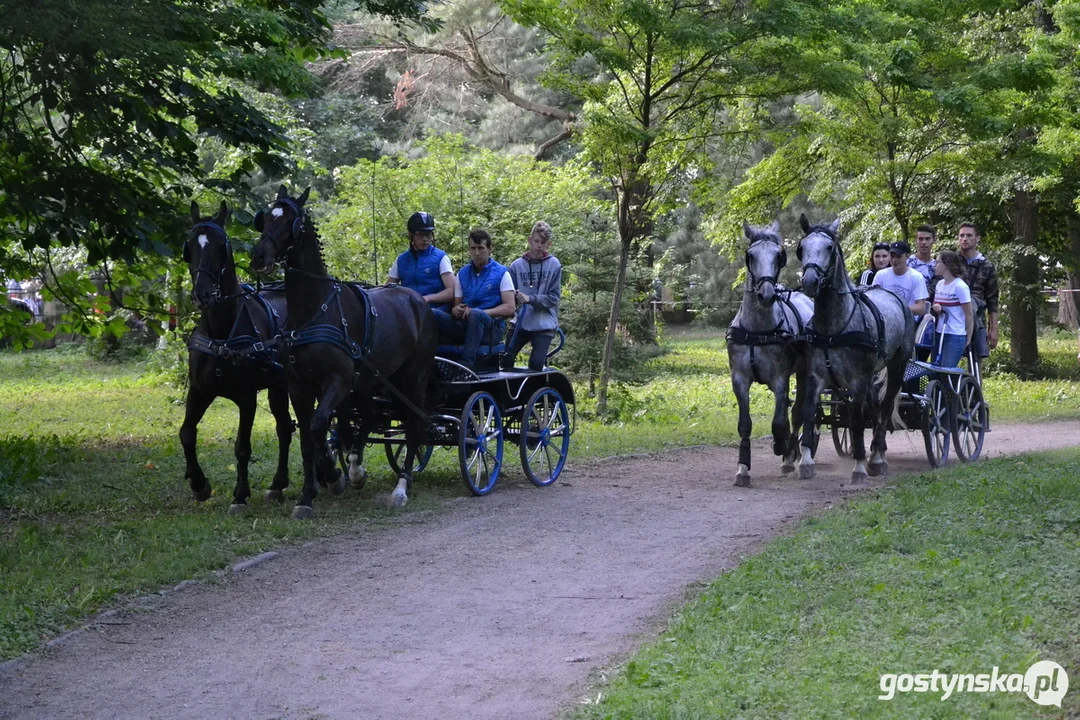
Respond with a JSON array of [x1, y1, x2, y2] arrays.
[[386, 211, 455, 310], [501, 221, 563, 371], [856, 242, 892, 286]]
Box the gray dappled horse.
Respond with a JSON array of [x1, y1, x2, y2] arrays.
[[249, 186, 437, 519], [795, 215, 914, 482], [180, 201, 294, 512], [727, 221, 814, 487]]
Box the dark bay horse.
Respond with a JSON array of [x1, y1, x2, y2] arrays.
[[795, 215, 914, 482], [180, 200, 294, 513], [727, 221, 814, 487], [249, 186, 437, 519]]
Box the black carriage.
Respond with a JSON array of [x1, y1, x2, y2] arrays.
[[329, 332, 575, 496], [816, 316, 989, 468]]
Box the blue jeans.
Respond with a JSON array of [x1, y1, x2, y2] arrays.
[[433, 308, 505, 366], [935, 333, 968, 369], [501, 329, 554, 371]]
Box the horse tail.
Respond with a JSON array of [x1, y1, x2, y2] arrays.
[[875, 366, 906, 431]]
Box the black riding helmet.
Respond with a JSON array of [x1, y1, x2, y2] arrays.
[[407, 211, 436, 233]]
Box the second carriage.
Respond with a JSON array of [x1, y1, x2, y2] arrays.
[[816, 316, 990, 468]]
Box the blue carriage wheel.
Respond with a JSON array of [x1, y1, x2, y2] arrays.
[[922, 379, 953, 468], [951, 376, 986, 463], [519, 387, 571, 487], [459, 391, 504, 496], [385, 441, 434, 475]]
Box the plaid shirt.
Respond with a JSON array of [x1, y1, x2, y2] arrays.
[[964, 252, 999, 314]]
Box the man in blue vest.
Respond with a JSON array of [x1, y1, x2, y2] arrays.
[[434, 228, 516, 369], [386, 211, 455, 310]]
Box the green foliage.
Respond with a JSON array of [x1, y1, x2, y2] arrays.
[[323, 134, 607, 280]]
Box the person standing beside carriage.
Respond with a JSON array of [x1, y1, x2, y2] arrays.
[[957, 222, 999, 375], [434, 228, 516, 370], [501, 221, 563, 372], [857, 242, 892, 286], [386, 211, 456, 310], [908, 224, 939, 301]]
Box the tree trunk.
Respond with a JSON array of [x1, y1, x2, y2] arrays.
[[1010, 188, 1039, 371], [597, 168, 652, 418]]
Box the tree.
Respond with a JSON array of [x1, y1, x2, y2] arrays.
[[0, 0, 428, 341], [499, 0, 836, 416]]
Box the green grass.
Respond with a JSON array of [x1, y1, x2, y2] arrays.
[[570, 449, 1080, 719], [2, 329, 1080, 661]]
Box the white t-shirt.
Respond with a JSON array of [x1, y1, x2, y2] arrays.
[[872, 267, 929, 311], [453, 269, 515, 298], [933, 278, 971, 336], [387, 254, 453, 281]]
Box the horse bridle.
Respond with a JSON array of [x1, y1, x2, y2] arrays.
[[186, 221, 233, 305], [745, 237, 787, 292], [255, 198, 306, 269], [797, 230, 839, 282]]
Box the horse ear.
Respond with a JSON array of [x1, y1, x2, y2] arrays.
[[742, 220, 754, 240], [277, 184, 289, 201], [296, 186, 311, 207], [190, 200, 200, 225], [214, 200, 228, 227], [828, 217, 841, 235], [767, 220, 780, 236], [799, 214, 811, 235]]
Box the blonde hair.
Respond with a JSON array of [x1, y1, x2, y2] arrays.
[[531, 221, 552, 242]]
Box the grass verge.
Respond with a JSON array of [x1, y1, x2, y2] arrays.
[[570, 449, 1080, 719]]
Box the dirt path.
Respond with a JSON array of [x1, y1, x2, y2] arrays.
[[2, 420, 1079, 720]]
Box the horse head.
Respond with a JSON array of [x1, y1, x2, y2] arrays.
[[185, 200, 233, 309], [742, 219, 786, 305], [251, 185, 311, 275], [797, 214, 842, 297]]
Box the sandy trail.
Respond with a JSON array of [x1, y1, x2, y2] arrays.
[[2, 419, 1077, 720]]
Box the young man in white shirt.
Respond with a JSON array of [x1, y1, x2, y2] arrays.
[[872, 240, 928, 317]]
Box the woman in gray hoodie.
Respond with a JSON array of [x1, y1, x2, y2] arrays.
[[501, 221, 563, 371]]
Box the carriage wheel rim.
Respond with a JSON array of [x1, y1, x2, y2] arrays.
[[522, 389, 569, 485]]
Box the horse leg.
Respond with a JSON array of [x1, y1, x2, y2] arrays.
[[341, 405, 371, 489], [730, 370, 753, 487], [290, 391, 319, 520], [798, 372, 821, 479], [180, 385, 215, 502], [227, 393, 256, 514], [849, 381, 870, 483], [265, 385, 293, 502], [788, 361, 807, 474], [869, 361, 903, 477], [391, 367, 430, 507], [311, 379, 351, 499], [770, 374, 794, 474]]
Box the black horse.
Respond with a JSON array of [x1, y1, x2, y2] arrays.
[[180, 200, 295, 512], [250, 186, 437, 519]]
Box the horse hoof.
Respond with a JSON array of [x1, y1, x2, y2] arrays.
[[799, 464, 816, 480], [391, 489, 408, 508], [348, 464, 367, 488], [329, 474, 348, 497], [227, 503, 247, 515], [851, 471, 868, 483], [192, 485, 212, 502], [264, 489, 284, 502], [734, 474, 751, 488], [781, 462, 795, 475], [867, 461, 888, 477], [291, 505, 315, 520]]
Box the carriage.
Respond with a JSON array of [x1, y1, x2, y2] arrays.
[[815, 316, 990, 468], [328, 328, 575, 497]]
